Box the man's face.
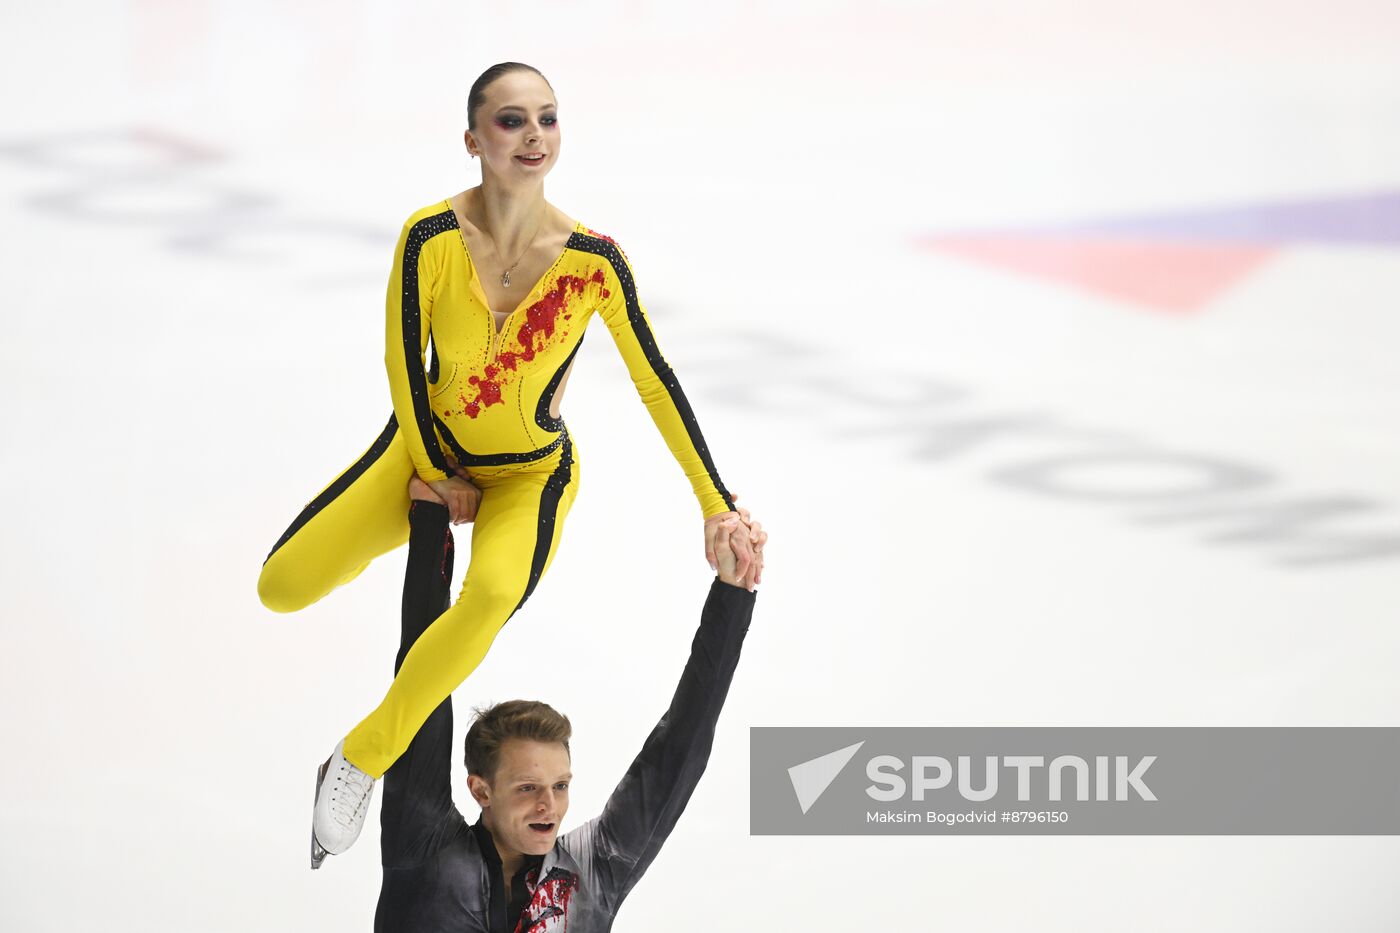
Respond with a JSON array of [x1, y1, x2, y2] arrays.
[[470, 738, 572, 862]]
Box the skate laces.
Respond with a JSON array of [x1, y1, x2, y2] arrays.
[[331, 761, 374, 827]]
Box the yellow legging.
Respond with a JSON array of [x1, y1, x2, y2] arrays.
[[257, 415, 579, 777]]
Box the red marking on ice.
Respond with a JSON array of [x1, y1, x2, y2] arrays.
[[921, 234, 1276, 313]]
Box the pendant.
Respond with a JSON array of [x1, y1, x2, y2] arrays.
[[501, 269, 512, 287]]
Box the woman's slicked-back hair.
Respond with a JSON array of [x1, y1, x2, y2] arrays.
[[467, 62, 554, 130], [464, 699, 572, 779]]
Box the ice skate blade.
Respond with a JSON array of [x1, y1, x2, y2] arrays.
[[311, 757, 330, 870], [311, 832, 328, 870]]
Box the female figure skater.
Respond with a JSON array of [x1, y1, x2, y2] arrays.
[[255, 62, 761, 862]]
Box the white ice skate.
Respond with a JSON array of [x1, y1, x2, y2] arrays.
[[310, 739, 375, 869]]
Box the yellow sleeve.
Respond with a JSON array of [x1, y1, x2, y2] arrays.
[[595, 240, 736, 519], [384, 210, 455, 483]]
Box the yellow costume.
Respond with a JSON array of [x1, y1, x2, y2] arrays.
[[258, 200, 734, 777]]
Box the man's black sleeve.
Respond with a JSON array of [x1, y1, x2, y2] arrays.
[[378, 499, 464, 867], [588, 578, 756, 909]]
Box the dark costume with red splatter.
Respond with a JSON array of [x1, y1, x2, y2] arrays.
[[374, 500, 755, 932]]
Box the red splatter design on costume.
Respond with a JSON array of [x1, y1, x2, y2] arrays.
[[456, 269, 608, 418], [439, 526, 454, 584], [513, 867, 578, 933], [583, 226, 616, 244], [466, 363, 504, 407]]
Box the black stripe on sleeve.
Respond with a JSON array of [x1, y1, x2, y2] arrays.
[[398, 209, 458, 476], [567, 233, 735, 513]]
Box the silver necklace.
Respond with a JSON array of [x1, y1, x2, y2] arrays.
[[492, 217, 544, 288]]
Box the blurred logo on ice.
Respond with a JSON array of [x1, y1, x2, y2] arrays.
[[921, 191, 1400, 312]]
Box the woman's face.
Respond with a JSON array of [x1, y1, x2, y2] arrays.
[[467, 70, 560, 182]]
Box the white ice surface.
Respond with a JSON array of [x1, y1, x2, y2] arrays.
[[2, 2, 1400, 931]]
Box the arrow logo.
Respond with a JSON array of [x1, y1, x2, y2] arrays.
[[787, 741, 865, 815]]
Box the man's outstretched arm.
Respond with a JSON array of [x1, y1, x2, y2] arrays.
[[586, 519, 758, 910], [378, 497, 463, 867]]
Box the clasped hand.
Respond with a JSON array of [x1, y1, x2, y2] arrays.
[[705, 494, 766, 592], [424, 457, 482, 524]]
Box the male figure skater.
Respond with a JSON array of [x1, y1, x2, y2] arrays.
[[357, 478, 760, 932]]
